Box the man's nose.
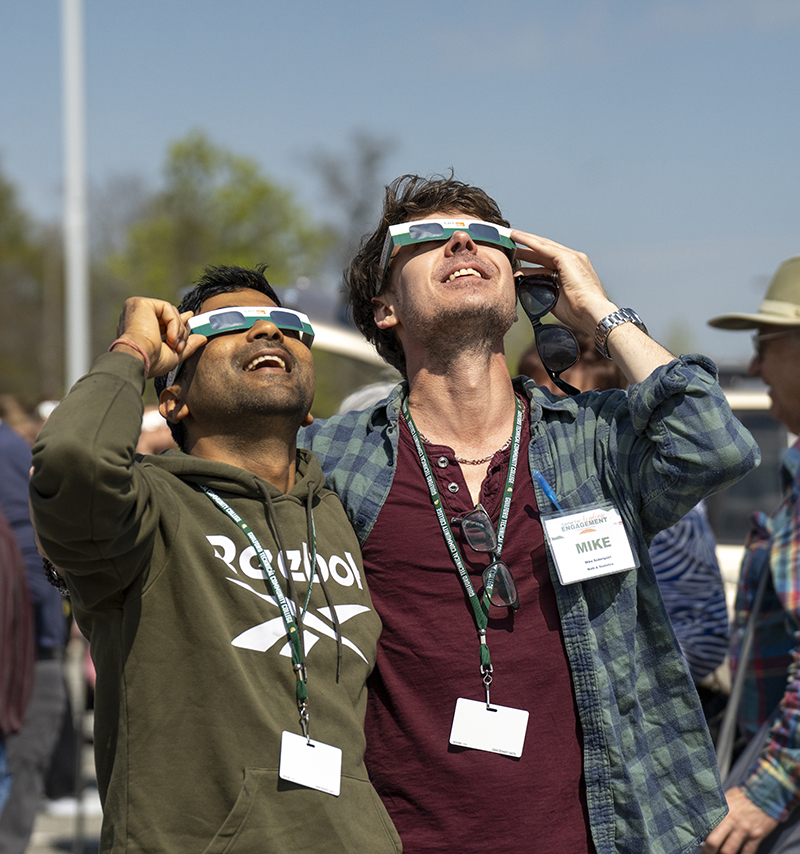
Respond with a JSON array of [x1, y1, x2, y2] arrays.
[[444, 230, 477, 255], [246, 320, 284, 342], [748, 352, 761, 377]]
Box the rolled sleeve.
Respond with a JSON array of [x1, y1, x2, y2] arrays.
[[626, 355, 761, 539]]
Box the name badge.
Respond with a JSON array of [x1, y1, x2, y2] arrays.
[[449, 698, 529, 757], [541, 502, 638, 585], [279, 731, 342, 796]]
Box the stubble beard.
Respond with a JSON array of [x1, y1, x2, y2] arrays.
[[194, 370, 314, 443], [403, 295, 517, 369]]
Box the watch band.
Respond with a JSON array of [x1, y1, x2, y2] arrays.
[[594, 308, 648, 360]]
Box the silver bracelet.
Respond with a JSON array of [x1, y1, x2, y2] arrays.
[[594, 308, 648, 360]]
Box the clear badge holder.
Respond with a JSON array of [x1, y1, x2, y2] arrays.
[[540, 501, 639, 585]]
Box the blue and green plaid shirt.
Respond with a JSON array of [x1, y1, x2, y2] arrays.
[[300, 355, 759, 854]]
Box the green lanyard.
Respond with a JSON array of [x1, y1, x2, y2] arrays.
[[402, 397, 524, 697], [201, 486, 316, 738]]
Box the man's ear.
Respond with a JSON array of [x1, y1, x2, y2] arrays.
[[372, 294, 399, 330], [301, 412, 314, 427], [159, 387, 190, 425]]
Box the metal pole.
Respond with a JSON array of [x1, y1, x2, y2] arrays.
[[62, 0, 90, 390], [61, 7, 90, 850]]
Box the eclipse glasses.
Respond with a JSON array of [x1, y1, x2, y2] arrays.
[[379, 218, 516, 280], [165, 306, 315, 386], [186, 306, 315, 348]]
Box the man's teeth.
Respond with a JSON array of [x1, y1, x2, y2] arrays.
[[246, 354, 286, 371], [448, 268, 481, 282]]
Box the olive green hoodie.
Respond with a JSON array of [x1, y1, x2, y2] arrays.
[[30, 352, 401, 853]]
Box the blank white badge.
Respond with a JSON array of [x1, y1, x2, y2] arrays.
[[279, 731, 342, 796], [449, 698, 529, 758]]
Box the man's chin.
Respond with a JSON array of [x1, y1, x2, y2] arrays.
[[436, 300, 514, 334]]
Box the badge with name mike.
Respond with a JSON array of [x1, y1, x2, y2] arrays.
[[541, 502, 638, 585]]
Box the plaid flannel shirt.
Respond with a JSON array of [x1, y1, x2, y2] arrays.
[[730, 437, 800, 822], [300, 355, 759, 854]]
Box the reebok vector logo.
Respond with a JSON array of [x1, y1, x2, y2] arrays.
[[207, 534, 371, 662]]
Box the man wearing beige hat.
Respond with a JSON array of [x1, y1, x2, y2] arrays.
[[703, 256, 800, 854]]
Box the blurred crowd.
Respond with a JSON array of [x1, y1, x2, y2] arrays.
[[0, 392, 176, 852]]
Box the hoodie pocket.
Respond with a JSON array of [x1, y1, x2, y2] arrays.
[[202, 766, 402, 854]]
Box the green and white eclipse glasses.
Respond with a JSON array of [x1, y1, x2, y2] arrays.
[[379, 218, 516, 279], [187, 306, 315, 348], [165, 306, 315, 386]]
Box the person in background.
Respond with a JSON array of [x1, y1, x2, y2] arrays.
[[517, 327, 627, 397], [519, 333, 730, 688], [0, 419, 68, 852], [0, 505, 35, 817], [703, 256, 800, 853], [0, 395, 43, 446]]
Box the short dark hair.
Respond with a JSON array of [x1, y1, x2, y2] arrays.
[[153, 264, 281, 450], [345, 173, 511, 378]]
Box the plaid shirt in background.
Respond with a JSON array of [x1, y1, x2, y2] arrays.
[[730, 438, 800, 822]]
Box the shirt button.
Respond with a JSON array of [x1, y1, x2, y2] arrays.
[[448, 482, 459, 493], [437, 456, 449, 468]]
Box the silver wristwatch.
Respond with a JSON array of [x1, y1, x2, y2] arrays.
[[594, 308, 648, 360]]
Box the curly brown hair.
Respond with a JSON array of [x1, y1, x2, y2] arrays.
[[345, 173, 511, 378]]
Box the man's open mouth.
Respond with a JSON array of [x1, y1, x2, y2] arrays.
[[244, 354, 288, 372], [447, 267, 483, 282]]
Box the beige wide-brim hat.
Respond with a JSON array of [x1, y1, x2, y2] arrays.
[[708, 255, 800, 330]]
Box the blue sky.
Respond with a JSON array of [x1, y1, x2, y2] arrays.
[[2, 0, 799, 365]]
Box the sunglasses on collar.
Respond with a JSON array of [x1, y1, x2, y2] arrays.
[[379, 218, 516, 283]]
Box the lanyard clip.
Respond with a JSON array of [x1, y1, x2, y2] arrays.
[[293, 661, 308, 683], [481, 663, 493, 710], [298, 700, 311, 743]]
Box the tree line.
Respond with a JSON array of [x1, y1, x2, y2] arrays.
[[0, 130, 394, 411]]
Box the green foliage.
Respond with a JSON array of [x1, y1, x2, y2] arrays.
[[0, 133, 386, 408], [105, 131, 334, 304], [0, 170, 31, 261], [0, 161, 60, 405]]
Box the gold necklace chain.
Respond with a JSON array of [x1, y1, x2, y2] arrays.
[[418, 432, 513, 466]]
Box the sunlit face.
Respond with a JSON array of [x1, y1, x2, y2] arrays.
[[749, 324, 800, 434], [373, 211, 518, 358], [177, 288, 315, 433], [387, 211, 514, 292]]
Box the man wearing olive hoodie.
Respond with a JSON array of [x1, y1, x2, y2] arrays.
[[29, 266, 401, 853]]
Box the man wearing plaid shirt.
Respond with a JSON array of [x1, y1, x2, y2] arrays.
[[704, 256, 800, 853], [300, 174, 759, 853]]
